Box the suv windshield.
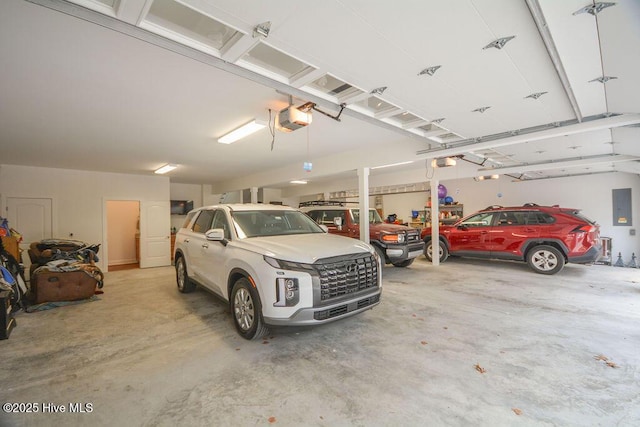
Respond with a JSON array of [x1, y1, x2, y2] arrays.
[[351, 209, 384, 225], [231, 210, 325, 238]]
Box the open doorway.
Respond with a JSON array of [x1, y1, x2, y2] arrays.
[[106, 200, 140, 271]]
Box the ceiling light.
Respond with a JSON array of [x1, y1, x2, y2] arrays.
[[253, 21, 271, 38], [432, 118, 445, 124], [290, 180, 307, 184], [370, 86, 387, 95], [589, 76, 618, 83], [475, 174, 499, 181], [573, 2, 616, 16], [418, 65, 441, 76], [483, 36, 516, 50], [432, 157, 457, 168], [472, 106, 491, 113], [525, 92, 548, 100], [154, 164, 177, 174], [218, 119, 266, 144], [371, 161, 415, 170]]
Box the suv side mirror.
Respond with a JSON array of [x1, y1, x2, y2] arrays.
[[319, 224, 329, 233], [205, 228, 228, 245]]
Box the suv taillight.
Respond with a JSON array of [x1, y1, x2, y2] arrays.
[[571, 225, 596, 233]]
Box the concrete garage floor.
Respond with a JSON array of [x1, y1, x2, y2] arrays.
[[1, 258, 639, 426]]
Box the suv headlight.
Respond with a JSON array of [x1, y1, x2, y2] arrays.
[[274, 278, 299, 307], [264, 255, 282, 268], [381, 232, 405, 243]]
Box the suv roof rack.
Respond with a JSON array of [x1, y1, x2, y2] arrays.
[[298, 201, 358, 207], [482, 205, 503, 211]]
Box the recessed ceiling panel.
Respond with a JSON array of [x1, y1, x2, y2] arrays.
[[145, 0, 239, 51], [307, 74, 364, 101], [242, 42, 312, 78], [354, 96, 397, 115], [389, 112, 422, 125]]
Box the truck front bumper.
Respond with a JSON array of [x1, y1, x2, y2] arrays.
[[263, 290, 381, 326], [383, 241, 425, 263]]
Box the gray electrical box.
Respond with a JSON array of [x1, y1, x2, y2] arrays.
[[612, 188, 632, 226]]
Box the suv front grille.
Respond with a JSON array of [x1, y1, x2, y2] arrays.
[[406, 229, 420, 242], [315, 253, 378, 301]]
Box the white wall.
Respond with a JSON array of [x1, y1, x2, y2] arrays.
[[371, 192, 430, 224], [0, 164, 170, 270]]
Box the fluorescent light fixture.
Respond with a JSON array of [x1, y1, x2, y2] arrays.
[[154, 164, 177, 174], [290, 180, 308, 184], [218, 119, 266, 144], [371, 161, 414, 170]]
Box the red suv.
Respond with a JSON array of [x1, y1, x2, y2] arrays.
[[421, 204, 601, 274], [300, 202, 424, 267]]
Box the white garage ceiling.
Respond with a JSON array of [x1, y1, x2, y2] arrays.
[[1, 0, 639, 191]]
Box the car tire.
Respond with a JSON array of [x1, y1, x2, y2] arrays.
[[176, 256, 196, 293], [392, 259, 414, 268], [424, 239, 449, 263], [231, 277, 269, 340], [527, 245, 565, 275]]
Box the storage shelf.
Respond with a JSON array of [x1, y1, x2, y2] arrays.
[[410, 204, 463, 228]]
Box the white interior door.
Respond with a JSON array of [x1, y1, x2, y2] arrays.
[[139, 200, 171, 268], [5, 197, 53, 274]]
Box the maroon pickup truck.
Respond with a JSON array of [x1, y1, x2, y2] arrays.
[[300, 203, 424, 267]]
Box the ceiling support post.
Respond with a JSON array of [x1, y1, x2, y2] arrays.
[[430, 177, 440, 266], [357, 167, 370, 245]]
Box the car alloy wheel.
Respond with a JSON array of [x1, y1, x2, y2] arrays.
[[175, 256, 195, 293], [176, 259, 185, 290], [527, 245, 564, 275], [233, 287, 255, 332], [231, 278, 269, 340], [425, 240, 448, 263]]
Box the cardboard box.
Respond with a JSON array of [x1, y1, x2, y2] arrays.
[[0, 236, 20, 261]]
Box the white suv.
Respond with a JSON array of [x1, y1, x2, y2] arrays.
[[174, 204, 382, 340]]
